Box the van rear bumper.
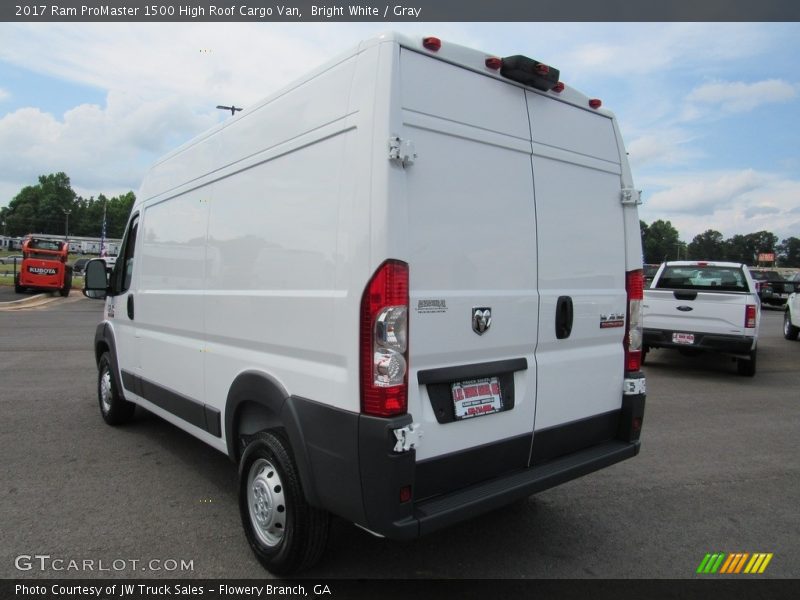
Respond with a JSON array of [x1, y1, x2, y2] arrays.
[[290, 392, 644, 541], [388, 438, 639, 540]]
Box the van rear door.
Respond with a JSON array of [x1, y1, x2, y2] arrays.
[[525, 92, 628, 460], [400, 50, 539, 497]]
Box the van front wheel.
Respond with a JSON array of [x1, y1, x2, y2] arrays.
[[98, 352, 136, 425], [239, 431, 329, 575]]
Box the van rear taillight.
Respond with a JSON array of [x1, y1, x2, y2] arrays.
[[360, 260, 409, 417], [624, 269, 644, 373], [745, 304, 757, 329]]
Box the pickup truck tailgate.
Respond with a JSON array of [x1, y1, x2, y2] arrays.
[[644, 290, 750, 336]]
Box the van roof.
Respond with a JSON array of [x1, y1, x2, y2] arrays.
[[139, 32, 614, 206]]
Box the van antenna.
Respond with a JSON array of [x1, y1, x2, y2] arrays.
[[216, 105, 242, 116]]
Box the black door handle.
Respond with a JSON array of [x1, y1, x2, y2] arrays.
[[127, 294, 134, 320], [555, 296, 573, 339]]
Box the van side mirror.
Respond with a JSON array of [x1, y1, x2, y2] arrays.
[[83, 259, 109, 300]]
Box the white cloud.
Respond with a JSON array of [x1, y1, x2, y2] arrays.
[[627, 128, 704, 169], [687, 79, 797, 114], [640, 170, 800, 240], [0, 92, 218, 198], [0, 87, 9, 102]]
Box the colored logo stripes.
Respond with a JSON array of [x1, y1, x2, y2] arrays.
[[696, 552, 773, 574]]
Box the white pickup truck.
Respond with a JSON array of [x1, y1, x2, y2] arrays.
[[643, 261, 760, 376]]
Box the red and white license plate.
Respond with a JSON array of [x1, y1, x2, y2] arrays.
[[672, 332, 695, 345], [451, 377, 503, 420]]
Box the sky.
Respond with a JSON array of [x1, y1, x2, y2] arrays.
[[0, 21, 799, 243]]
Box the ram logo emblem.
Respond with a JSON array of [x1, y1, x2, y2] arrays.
[[472, 307, 492, 335]]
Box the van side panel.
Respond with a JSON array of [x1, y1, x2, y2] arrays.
[[136, 191, 209, 424], [203, 57, 360, 420]]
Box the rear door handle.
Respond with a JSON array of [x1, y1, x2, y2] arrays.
[[127, 294, 134, 320], [555, 296, 573, 339]]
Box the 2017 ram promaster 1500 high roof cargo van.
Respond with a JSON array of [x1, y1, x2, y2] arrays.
[[84, 32, 647, 574]]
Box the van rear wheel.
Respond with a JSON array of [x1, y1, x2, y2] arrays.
[[98, 352, 136, 425], [239, 431, 329, 575]]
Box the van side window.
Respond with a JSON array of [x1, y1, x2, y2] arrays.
[[117, 215, 139, 293]]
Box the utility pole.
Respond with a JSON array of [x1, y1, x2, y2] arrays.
[[63, 208, 71, 240]]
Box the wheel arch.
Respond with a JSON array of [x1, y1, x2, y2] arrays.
[[94, 322, 126, 401], [225, 371, 319, 506]]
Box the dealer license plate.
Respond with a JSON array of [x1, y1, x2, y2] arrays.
[[672, 332, 695, 345], [451, 377, 503, 420]]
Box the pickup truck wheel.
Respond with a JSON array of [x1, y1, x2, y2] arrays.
[[641, 345, 649, 365], [14, 274, 25, 294], [239, 431, 329, 575], [783, 311, 799, 340], [98, 352, 136, 425], [736, 349, 757, 377]]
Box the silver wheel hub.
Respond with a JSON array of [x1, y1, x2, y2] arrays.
[[100, 368, 112, 414], [247, 458, 286, 547]]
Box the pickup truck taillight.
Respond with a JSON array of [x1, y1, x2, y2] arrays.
[[625, 269, 644, 373], [360, 260, 409, 417], [745, 304, 757, 329]]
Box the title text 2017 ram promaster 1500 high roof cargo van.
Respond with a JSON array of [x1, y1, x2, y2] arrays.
[[84, 33, 647, 574]]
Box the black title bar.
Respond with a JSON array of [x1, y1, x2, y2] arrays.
[[3, 0, 800, 22]]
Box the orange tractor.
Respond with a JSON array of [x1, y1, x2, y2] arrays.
[[15, 237, 73, 296]]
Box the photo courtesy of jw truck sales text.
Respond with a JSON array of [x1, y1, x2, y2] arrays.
[[83, 32, 646, 574]]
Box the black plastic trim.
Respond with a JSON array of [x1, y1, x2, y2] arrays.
[[94, 323, 126, 403], [644, 328, 754, 354], [121, 370, 221, 438], [417, 358, 527, 385], [412, 440, 638, 537], [358, 413, 416, 536], [289, 396, 366, 525], [531, 410, 620, 466], [415, 434, 531, 501]]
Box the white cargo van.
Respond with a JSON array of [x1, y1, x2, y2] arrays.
[[84, 32, 647, 574]]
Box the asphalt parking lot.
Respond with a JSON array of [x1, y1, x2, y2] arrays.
[[0, 298, 798, 580]]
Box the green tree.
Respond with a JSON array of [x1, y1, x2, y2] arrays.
[[687, 229, 725, 260], [1, 172, 76, 236], [777, 237, 800, 267], [643, 219, 683, 263], [0, 173, 134, 239], [724, 234, 756, 264]]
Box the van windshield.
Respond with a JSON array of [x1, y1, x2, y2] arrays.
[[656, 266, 748, 292]]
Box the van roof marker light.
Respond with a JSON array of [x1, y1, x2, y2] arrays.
[[589, 99, 602, 109], [551, 82, 565, 93], [422, 37, 441, 52], [485, 57, 502, 70]]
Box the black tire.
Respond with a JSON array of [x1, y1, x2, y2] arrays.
[[98, 352, 136, 425], [783, 311, 800, 341], [59, 267, 73, 297], [641, 345, 649, 365], [239, 431, 329, 575], [737, 349, 757, 377], [14, 274, 24, 294]]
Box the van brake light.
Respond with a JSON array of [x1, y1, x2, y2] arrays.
[[625, 270, 644, 373], [360, 261, 409, 417]]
